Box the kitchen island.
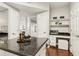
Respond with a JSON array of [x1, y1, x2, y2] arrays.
[[0, 37, 48, 56]]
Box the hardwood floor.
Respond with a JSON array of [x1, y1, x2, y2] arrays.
[[46, 46, 73, 56]]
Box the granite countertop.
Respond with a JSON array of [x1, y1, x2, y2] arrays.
[[50, 32, 70, 36], [0, 37, 48, 56]]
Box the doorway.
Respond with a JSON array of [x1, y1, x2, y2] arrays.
[[0, 6, 8, 42]]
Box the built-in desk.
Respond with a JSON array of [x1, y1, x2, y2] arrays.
[[49, 33, 70, 50], [56, 37, 70, 51]]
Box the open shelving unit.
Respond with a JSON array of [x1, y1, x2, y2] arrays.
[[49, 18, 70, 35], [50, 25, 69, 27]]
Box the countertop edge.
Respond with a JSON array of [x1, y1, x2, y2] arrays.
[[0, 38, 48, 56], [33, 38, 48, 56]]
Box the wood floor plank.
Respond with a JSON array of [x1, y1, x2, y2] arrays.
[[46, 46, 73, 56]]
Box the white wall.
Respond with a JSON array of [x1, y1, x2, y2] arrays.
[[19, 11, 27, 32], [30, 23, 37, 37], [8, 9, 20, 39], [70, 2, 79, 56], [0, 3, 20, 39], [0, 2, 49, 39], [0, 11, 8, 26], [30, 16, 37, 37], [37, 11, 49, 38], [51, 6, 70, 20], [19, 11, 36, 37], [0, 11, 8, 32], [19, 11, 32, 36], [50, 5, 70, 33]]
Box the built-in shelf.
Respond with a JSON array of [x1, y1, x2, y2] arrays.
[[49, 32, 70, 36], [49, 18, 70, 35], [50, 25, 69, 27], [50, 19, 70, 22]]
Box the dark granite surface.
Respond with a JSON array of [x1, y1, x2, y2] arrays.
[[0, 37, 48, 56], [50, 32, 70, 36]]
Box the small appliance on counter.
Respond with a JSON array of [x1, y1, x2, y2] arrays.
[[17, 31, 31, 43], [50, 30, 58, 35]]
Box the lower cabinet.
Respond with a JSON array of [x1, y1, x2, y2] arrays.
[[0, 49, 18, 56], [35, 40, 49, 56]]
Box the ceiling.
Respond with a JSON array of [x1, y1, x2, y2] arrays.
[[5, 2, 45, 15], [3, 2, 70, 14], [0, 6, 8, 12], [50, 2, 70, 9], [26, 2, 70, 9]]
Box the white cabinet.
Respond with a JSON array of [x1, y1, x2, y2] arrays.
[[35, 40, 49, 56], [0, 49, 18, 56]]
